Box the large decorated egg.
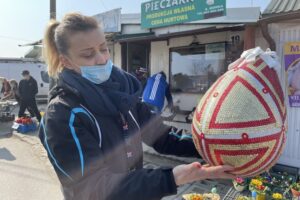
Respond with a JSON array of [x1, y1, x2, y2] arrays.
[[192, 48, 287, 177]]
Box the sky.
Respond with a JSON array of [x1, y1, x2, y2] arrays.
[[0, 0, 271, 58]]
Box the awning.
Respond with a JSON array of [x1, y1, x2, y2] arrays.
[[24, 46, 42, 59], [18, 39, 42, 47], [114, 25, 244, 43], [113, 32, 156, 42]]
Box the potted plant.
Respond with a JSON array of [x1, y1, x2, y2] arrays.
[[233, 177, 248, 191], [236, 196, 250, 200], [249, 179, 267, 200], [272, 193, 283, 200], [291, 182, 300, 198]]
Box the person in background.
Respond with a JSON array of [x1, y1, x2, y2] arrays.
[[40, 13, 235, 200], [1, 78, 11, 98], [133, 66, 148, 89], [18, 70, 41, 122], [1, 79, 20, 101], [142, 71, 174, 113]]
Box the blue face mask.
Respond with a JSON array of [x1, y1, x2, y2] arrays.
[[80, 60, 113, 84]]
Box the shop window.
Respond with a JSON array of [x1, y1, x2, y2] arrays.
[[170, 42, 226, 94]]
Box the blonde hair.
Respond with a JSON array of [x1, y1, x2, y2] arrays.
[[43, 13, 99, 77]]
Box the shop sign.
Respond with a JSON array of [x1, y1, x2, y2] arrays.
[[141, 0, 226, 29]]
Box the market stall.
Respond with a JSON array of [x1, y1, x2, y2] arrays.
[[0, 100, 17, 136]]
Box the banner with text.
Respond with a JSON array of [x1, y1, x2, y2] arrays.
[[284, 42, 300, 107], [141, 0, 226, 29]]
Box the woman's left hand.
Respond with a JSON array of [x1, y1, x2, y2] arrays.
[[172, 162, 236, 186]]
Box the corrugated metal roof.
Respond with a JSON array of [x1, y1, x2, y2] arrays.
[[263, 0, 300, 15]]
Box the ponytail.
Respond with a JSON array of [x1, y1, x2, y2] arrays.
[[43, 20, 62, 78]]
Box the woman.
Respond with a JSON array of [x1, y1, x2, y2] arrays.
[[0, 78, 11, 97], [1, 79, 20, 101], [40, 13, 234, 200]]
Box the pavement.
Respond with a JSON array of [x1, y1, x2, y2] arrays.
[[0, 133, 63, 200], [0, 103, 238, 200]]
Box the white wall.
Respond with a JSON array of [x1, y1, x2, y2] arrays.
[[150, 41, 169, 76], [112, 43, 122, 68]]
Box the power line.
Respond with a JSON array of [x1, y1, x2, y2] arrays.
[[100, 0, 107, 10], [0, 35, 32, 42]]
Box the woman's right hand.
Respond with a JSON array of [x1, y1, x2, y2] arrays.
[[172, 162, 236, 186]]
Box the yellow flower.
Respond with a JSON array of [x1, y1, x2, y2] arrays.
[[182, 193, 203, 200], [272, 193, 283, 199], [250, 179, 262, 187]]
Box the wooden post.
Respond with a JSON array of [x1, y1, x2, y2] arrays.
[[244, 25, 256, 50], [50, 0, 56, 20]]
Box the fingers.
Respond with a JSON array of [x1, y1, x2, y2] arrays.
[[191, 162, 202, 169], [183, 162, 202, 172], [212, 165, 235, 172], [174, 163, 237, 185], [202, 164, 234, 171], [202, 164, 234, 172], [200, 165, 236, 180]]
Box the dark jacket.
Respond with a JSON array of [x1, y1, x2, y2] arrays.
[[39, 67, 199, 200], [19, 76, 38, 101]]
